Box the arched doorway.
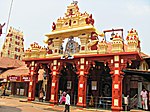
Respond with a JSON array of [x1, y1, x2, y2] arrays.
[[87, 61, 112, 109], [58, 62, 78, 105], [34, 66, 52, 102]]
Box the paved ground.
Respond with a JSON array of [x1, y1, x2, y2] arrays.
[[0, 96, 145, 112], [0, 97, 56, 112], [0, 97, 110, 112]]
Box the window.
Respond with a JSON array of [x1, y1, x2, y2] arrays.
[[73, 21, 76, 24], [8, 50, 10, 55], [67, 81, 72, 89], [15, 47, 17, 51], [69, 20, 71, 26], [91, 81, 97, 90]]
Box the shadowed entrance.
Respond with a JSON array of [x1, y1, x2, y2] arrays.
[[58, 62, 78, 105]]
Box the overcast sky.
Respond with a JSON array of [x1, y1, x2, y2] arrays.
[[0, 0, 150, 55]]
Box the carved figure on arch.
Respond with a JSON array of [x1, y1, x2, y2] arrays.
[[85, 14, 94, 26], [47, 38, 54, 54], [87, 32, 99, 50], [52, 22, 56, 31], [65, 36, 80, 54]]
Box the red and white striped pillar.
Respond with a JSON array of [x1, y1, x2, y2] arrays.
[[111, 55, 124, 111], [28, 61, 37, 101], [49, 60, 60, 104], [77, 58, 89, 107]]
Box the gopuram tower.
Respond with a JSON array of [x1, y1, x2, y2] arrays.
[[1, 27, 24, 60]]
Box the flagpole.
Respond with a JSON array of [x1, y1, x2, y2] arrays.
[[6, 0, 14, 34]]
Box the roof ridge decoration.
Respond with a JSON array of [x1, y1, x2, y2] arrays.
[[126, 28, 141, 52], [6, 26, 23, 37], [51, 2, 94, 32]]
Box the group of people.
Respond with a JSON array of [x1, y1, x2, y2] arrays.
[[38, 88, 70, 112], [140, 88, 150, 111], [59, 90, 70, 112]]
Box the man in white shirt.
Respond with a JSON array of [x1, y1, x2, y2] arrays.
[[64, 91, 70, 112], [140, 88, 148, 110]]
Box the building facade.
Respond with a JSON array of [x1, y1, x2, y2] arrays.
[[23, 2, 149, 111]]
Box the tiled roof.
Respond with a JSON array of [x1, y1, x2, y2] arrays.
[[0, 62, 29, 79], [0, 57, 23, 68], [0, 63, 44, 81], [140, 52, 150, 59]]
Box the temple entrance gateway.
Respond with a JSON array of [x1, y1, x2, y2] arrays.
[[24, 2, 142, 111]]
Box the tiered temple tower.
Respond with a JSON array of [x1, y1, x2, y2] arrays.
[[1, 27, 24, 60]]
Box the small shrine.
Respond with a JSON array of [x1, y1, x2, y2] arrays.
[[126, 28, 140, 52]]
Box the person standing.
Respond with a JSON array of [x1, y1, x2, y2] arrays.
[[64, 91, 70, 112], [59, 91, 66, 105], [140, 88, 148, 111]]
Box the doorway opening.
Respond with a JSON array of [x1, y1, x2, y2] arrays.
[[58, 62, 78, 105], [87, 61, 112, 109]]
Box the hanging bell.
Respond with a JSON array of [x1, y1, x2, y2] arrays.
[[110, 32, 115, 40]]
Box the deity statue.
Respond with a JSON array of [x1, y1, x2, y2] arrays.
[[47, 38, 54, 54], [85, 14, 94, 26], [65, 36, 79, 54], [62, 36, 79, 59], [52, 22, 56, 31], [87, 32, 99, 50]]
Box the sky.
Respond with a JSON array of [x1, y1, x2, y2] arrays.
[[0, 0, 150, 55]]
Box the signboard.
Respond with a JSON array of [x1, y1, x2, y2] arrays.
[[21, 76, 30, 82], [7, 76, 20, 82], [7, 75, 30, 82]]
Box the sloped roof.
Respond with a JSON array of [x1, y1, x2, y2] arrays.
[[0, 62, 29, 79], [140, 52, 150, 59], [0, 57, 23, 68], [0, 63, 44, 81], [123, 69, 150, 81]]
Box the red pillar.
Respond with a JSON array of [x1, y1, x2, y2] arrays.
[[77, 75, 87, 107], [111, 55, 124, 111], [28, 74, 36, 101], [49, 60, 61, 104], [49, 72, 59, 104], [28, 62, 38, 101], [76, 58, 90, 107]]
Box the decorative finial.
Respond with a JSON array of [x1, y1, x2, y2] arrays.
[[73, 0, 78, 5]]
